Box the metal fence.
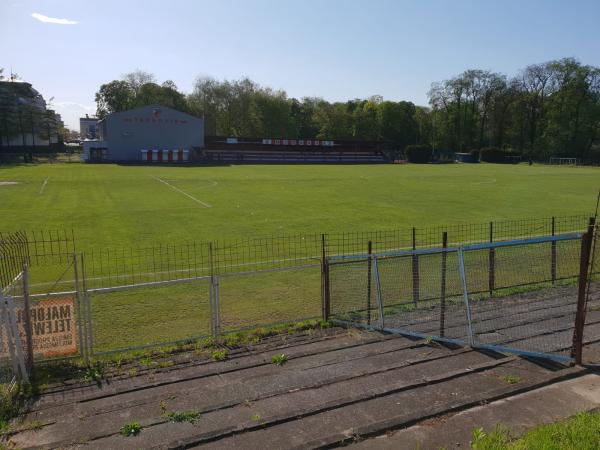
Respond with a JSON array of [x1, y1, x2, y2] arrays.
[[0, 274, 28, 383], [327, 232, 592, 363], [0, 214, 598, 378]]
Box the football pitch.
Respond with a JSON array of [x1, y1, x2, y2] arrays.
[[1, 162, 598, 250], [1, 161, 599, 354]]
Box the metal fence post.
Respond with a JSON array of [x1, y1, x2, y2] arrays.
[[571, 230, 593, 364], [21, 264, 34, 372], [373, 257, 385, 330], [551, 217, 557, 284], [80, 253, 93, 358], [0, 291, 20, 380], [208, 242, 215, 338], [412, 227, 419, 306], [4, 294, 28, 382], [321, 234, 328, 321], [367, 241, 373, 325], [214, 276, 221, 337], [72, 252, 87, 361], [488, 222, 495, 297], [323, 259, 331, 321], [208, 242, 220, 338], [440, 232, 448, 337], [208, 276, 215, 338], [458, 248, 474, 346]]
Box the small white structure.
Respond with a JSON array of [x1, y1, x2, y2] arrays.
[[549, 157, 579, 166], [82, 140, 108, 162]]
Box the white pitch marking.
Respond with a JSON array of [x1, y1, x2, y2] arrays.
[[152, 176, 212, 208], [39, 177, 49, 194]]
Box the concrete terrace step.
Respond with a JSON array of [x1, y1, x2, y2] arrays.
[[9, 328, 587, 450]]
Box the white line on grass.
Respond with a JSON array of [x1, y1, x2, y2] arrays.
[[39, 177, 49, 194], [151, 176, 212, 208]]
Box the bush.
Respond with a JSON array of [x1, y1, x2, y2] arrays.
[[469, 149, 480, 162], [405, 144, 432, 163], [480, 147, 508, 163]]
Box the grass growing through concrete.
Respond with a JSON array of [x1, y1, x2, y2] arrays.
[[211, 349, 229, 361], [271, 354, 288, 366], [28, 319, 333, 389], [119, 421, 142, 437], [164, 410, 201, 424], [470, 410, 600, 449]]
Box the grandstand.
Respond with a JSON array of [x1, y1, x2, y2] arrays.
[[202, 136, 390, 163]]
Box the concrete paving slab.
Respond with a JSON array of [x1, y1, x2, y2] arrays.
[[352, 373, 600, 450]]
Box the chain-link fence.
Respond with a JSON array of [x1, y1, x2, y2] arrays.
[[328, 232, 589, 362], [1, 215, 597, 375]]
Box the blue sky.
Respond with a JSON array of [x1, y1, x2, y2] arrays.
[[1, 0, 599, 129]]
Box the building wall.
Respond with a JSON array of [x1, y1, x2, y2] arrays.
[[101, 105, 204, 161], [80, 118, 98, 140]]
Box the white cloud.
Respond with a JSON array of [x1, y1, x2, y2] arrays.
[[31, 12, 78, 25], [53, 102, 95, 130], [54, 101, 94, 111]]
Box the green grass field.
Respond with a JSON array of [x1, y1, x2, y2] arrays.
[[1, 162, 598, 250], [1, 162, 598, 355]]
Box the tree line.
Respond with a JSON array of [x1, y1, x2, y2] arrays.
[[96, 58, 599, 161]]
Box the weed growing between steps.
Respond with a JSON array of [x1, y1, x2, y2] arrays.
[[27, 319, 334, 390]]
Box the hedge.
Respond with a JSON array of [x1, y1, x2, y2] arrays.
[[405, 144, 432, 163]]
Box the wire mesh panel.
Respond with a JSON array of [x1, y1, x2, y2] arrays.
[[83, 242, 211, 290], [87, 278, 210, 355], [213, 235, 322, 274], [376, 250, 470, 342], [328, 233, 586, 362], [328, 257, 377, 327], [463, 237, 582, 359], [218, 265, 321, 334]]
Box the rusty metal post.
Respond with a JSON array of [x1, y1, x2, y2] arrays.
[[321, 234, 326, 320], [367, 241, 373, 325], [324, 259, 331, 321], [412, 227, 419, 306], [440, 232, 448, 337], [321, 234, 331, 321], [551, 217, 557, 284], [488, 222, 495, 297], [571, 230, 593, 364]]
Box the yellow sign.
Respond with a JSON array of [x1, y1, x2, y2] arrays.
[[13, 297, 78, 358]]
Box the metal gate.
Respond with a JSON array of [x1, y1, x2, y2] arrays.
[[326, 232, 589, 363]]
